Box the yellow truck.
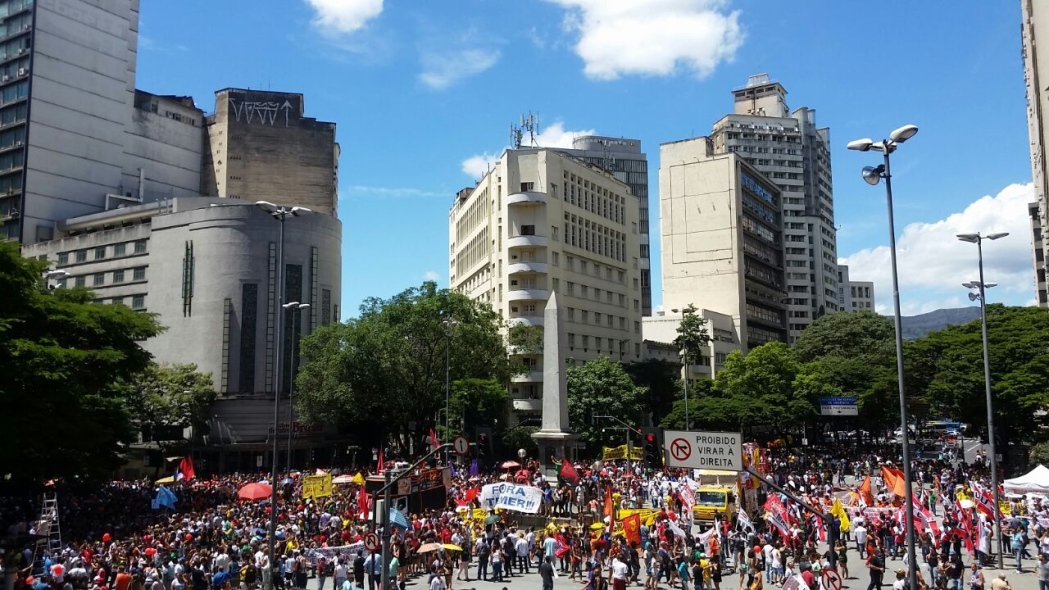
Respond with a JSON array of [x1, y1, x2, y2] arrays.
[[692, 485, 737, 524]]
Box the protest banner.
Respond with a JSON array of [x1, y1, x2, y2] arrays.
[[302, 474, 333, 500]]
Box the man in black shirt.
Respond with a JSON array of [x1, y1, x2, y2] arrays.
[[867, 548, 885, 590], [353, 550, 366, 589], [540, 555, 555, 590]]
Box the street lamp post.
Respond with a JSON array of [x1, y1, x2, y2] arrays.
[[671, 308, 696, 430], [959, 231, 1009, 569], [443, 319, 457, 465], [847, 124, 919, 590], [283, 301, 310, 470], [257, 200, 310, 590]]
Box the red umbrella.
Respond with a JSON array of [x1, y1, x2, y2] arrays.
[[237, 482, 273, 501]]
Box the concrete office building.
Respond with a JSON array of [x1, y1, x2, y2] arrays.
[[659, 137, 788, 351], [0, 0, 141, 242], [560, 136, 653, 316], [1022, 0, 1049, 306], [23, 197, 343, 471], [201, 88, 339, 217], [836, 264, 877, 312], [449, 148, 642, 422], [709, 74, 838, 343]]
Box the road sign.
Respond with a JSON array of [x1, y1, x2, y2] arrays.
[[453, 435, 470, 457], [821, 569, 842, 590], [662, 430, 743, 471], [363, 532, 380, 552], [820, 396, 858, 416]]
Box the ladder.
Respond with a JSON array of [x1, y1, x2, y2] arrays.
[[31, 492, 62, 575]]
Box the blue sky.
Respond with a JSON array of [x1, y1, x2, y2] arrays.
[[136, 0, 1033, 317]]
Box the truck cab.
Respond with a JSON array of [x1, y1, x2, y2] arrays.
[[692, 485, 736, 523]]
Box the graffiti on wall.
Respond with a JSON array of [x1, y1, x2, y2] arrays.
[[228, 97, 294, 127]]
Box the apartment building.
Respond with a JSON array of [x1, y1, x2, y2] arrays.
[[709, 74, 838, 343], [659, 137, 788, 351], [560, 135, 653, 316], [448, 148, 643, 422], [1023, 0, 1049, 306]]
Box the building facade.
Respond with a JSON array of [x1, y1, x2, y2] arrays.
[[641, 309, 740, 380], [560, 136, 652, 316], [0, 0, 141, 243], [836, 264, 876, 312], [448, 148, 643, 422], [1022, 0, 1049, 306], [659, 137, 788, 351], [709, 74, 838, 343], [23, 197, 343, 470], [201, 88, 340, 217]]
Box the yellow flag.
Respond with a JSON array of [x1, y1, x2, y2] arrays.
[[831, 498, 850, 532], [351, 472, 365, 485]]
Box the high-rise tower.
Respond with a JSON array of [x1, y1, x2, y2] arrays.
[[709, 74, 838, 343]]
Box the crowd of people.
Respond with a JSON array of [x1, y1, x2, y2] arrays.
[[0, 439, 1045, 590]]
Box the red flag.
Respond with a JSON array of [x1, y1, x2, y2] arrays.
[[464, 487, 479, 503], [858, 476, 874, 506], [377, 450, 385, 473], [604, 486, 615, 528], [358, 490, 369, 518], [621, 513, 641, 545], [560, 460, 580, 484], [429, 428, 439, 450], [178, 456, 195, 481]]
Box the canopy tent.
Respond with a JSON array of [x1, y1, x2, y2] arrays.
[[1004, 464, 1049, 494]]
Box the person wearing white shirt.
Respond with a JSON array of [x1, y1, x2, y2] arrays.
[[854, 524, 868, 559], [334, 560, 348, 590]]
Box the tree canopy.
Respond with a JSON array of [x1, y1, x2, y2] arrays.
[[0, 243, 163, 484], [567, 356, 647, 448], [294, 281, 514, 452], [126, 363, 216, 450]]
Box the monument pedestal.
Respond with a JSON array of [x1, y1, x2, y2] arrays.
[[532, 430, 577, 480]]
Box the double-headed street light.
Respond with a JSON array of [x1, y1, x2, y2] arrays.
[[959, 231, 1009, 569], [847, 123, 919, 590], [256, 200, 310, 590], [283, 301, 310, 470]]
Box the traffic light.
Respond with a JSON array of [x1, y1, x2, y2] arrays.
[[641, 427, 663, 468]]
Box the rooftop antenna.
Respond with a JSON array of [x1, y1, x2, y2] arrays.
[[510, 111, 539, 149]]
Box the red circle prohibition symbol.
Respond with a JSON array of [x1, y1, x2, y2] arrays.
[[670, 438, 691, 461], [822, 570, 842, 590]]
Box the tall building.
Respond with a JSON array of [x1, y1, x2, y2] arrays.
[[837, 264, 877, 312], [837, 265, 852, 311], [0, 0, 141, 243], [560, 136, 652, 316], [709, 74, 838, 343], [201, 88, 340, 217], [449, 148, 643, 423], [1022, 0, 1049, 306], [659, 137, 788, 350]]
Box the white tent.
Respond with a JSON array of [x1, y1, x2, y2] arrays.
[[1003, 464, 1049, 494]]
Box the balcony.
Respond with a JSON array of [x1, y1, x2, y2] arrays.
[[512, 398, 543, 413], [508, 261, 548, 275], [507, 235, 547, 248], [507, 191, 545, 205], [508, 315, 544, 327], [511, 370, 544, 384], [506, 289, 548, 302]]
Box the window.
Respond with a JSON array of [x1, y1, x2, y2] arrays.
[[92, 273, 104, 286], [94, 246, 106, 260], [568, 333, 575, 348], [520, 182, 534, 192], [581, 310, 589, 324], [134, 240, 146, 254], [114, 243, 126, 256], [75, 250, 86, 263], [113, 270, 125, 283], [520, 225, 535, 236], [552, 252, 559, 266], [133, 267, 146, 281], [111, 297, 124, 306], [57, 252, 68, 265], [74, 275, 85, 288], [131, 295, 145, 310]]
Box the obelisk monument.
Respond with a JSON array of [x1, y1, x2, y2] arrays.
[[531, 291, 576, 478]]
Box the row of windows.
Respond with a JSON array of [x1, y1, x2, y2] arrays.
[[562, 254, 626, 284], [63, 267, 146, 288], [566, 333, 641, 356], [0, 34, 30, 62], [58, 240, 148, 265], [565, 307, 631, 331], [0, 0, 33, 20]]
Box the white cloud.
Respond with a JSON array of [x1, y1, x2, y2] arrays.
[[423, 270, 440, 282], [460, 121, 597, 178], [304, 0, 383, 34], [419, 48, 501, 90], [546, 0, 743, 80], [839, 183, 1036, 316]]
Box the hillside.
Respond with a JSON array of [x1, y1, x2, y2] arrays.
[[900, 307, 982, 340]]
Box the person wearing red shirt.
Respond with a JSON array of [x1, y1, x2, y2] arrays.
[[114, 567, 132, 590]]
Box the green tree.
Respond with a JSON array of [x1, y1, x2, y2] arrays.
[[566, 356, 647, 449], [0, 243, 163, 484], [674, 304, 711, 376], [508, 324, 543, 354], [294, 281, 513, 452], [127, 363, 217, 449], [713, 342, 812, 433], [906, 305, 1049, 453], [448, 378, 508, 440], [624, 359, 682, 427]]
